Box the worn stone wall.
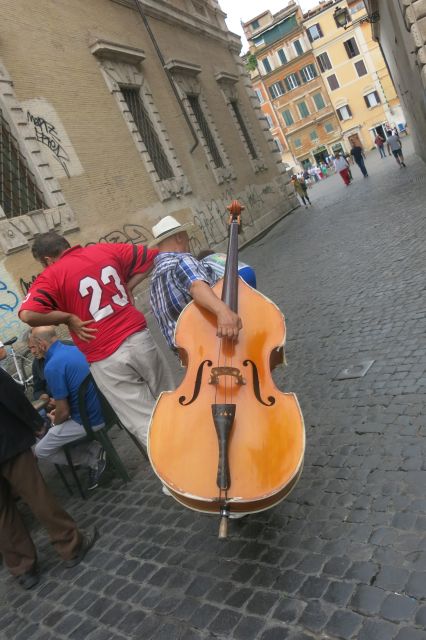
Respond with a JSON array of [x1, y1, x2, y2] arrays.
[[0, 0, 297, 341], [365, 0, 426, 163]]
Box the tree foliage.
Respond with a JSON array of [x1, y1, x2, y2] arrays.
[[246, 54, 258, 72]]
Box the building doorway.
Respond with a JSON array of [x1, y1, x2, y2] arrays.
[[332, 142, 344, 156], [313, 145, 328, 164], [372, 124, 386, 139]]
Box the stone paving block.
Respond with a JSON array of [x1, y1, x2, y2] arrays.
[[374, 565, 410, 591], [322, 556, 352, 577], [272, 597, 306, 624], [190, 603, 221, 629], [246, 590, 279, 615], [260, 626, 290, 640], [357, 618, 399, 640], [344, 560, 378, 583], [380, 593, 418, 622], [85, 596, 115, 619], [299, 576, 329, 599], [233, 615, 266, 640], [226, 587, 253, 608], [99, 601, 132, 627], [253, 566, 281, 587], [325, 609, 363, 639], [299, 600, 333, 632], [208, 608, 243, 635], [323, 580, 355, 605], [69, 619, 98, 640], [53, 613, 83, 636], [350, 584, 387, 615], [394, 629, 426, 640], [415, 605, 426, 626], [405, 571, 426, 598], [274, 570, 306, 594], [14, 623, 41, 640]]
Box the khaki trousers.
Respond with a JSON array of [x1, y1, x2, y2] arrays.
[[90, 329, 174, 447], [0, 450, 82, 577]]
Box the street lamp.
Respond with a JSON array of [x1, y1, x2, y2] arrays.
[[333, 6, 380, 30]]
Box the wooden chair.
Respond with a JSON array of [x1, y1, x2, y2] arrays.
[[55, 373, 145, 498]]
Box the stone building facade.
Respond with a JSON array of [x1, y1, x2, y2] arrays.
[[0, 0, 296, 341], [304, 0, 405, 152], [243, 3, 344, 169], [364, 0, 426, 163]]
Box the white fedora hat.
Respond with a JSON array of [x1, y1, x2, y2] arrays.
[[149, 215, 193, 247]]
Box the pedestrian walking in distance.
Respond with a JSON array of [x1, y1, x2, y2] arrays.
[[374, 133, 387, 158], [350, 141, 368, 177], [291, 175, 312, 209], [334, 152, 351, 186], [387, 130, 406, 168]]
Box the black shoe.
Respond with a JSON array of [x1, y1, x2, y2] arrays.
[[401, 162, 406, 167], [87, 450, 106, 491], [16, 566, 40, 590], [64, 526, 98, 568]]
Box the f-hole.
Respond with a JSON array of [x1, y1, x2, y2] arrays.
[[243, 360, 276, 406], [179, 360, 213, 406]]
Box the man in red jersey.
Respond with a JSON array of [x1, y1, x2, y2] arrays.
[[19, 232, 174, 447]]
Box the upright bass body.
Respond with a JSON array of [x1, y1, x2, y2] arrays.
[[148, 276, 305, 516]]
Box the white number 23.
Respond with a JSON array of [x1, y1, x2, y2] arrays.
[[79, 266, 129, 321]]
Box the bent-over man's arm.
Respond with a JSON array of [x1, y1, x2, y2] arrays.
[[190, 280, 242, 339], [20, 310, 96, 342]]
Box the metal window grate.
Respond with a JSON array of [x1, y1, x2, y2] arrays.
[[0, 108, 46, 218], [121, 87, 174, 181], [187, 95, 224, 168], [230, 101, 258, 160]]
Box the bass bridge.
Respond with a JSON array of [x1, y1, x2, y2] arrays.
[[208, 366, 246, 386]]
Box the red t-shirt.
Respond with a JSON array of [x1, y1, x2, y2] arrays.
[[19, 243, 158, 362]]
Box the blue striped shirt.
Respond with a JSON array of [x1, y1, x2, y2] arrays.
[[150, 252, 217, 349]]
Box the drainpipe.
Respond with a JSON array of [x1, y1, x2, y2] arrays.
[[133, 0, 199, 153]]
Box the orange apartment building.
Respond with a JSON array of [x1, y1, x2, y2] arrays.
[[243, 2, 344, 169]]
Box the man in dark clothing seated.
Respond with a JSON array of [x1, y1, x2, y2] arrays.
[[0, 369, 97, 589]]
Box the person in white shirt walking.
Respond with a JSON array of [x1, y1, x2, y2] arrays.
[[333, 152, 351, 186], [386, 131, 406, 168]]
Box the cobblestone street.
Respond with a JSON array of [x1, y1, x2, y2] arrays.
[[1, 138, 426, 640]]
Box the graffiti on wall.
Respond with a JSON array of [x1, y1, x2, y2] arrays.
[[21, 98, 84, 179], [19, 275, 37, 297], [193, 182, 277, 249], [0, 268, 21, 339], [86, 223, 151, 246], [27, 111, 71, 178]]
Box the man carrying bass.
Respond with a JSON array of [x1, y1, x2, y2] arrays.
[[149, 216, 242, 351]]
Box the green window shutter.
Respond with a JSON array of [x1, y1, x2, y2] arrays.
[[298, 102, 309, 118], [313, 93, 325, 110], [282, 109, 294, 126]]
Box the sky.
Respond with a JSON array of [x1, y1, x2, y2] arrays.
[[220, 0, 319, 51]]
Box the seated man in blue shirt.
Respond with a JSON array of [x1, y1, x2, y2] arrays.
[[149, 216, 242, 351], [31, 326, 106, 490]]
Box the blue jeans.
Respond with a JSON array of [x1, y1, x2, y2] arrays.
[[378, 145, 386, 158], [356, 158, 368, 176]]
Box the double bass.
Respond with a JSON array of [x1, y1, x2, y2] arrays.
[[148, 201, 305, 538]]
